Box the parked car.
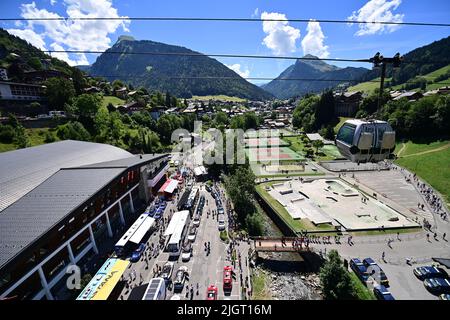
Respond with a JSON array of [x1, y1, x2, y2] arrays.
[[223, 266, 233, 291], [217, 207, 224, 215], [181, 242, 192, 262], [154, 207, 164, 220], [424, 277, 450, 294], [205, 185, 212, 193], [130, 243, 146, 262], [161, 262, 174, 284], [193, 214, 201, 227], [349, 258, 369, 282], [218, 215, 226, 231], [413, 266, 448, 280], [362, 258, 389, 286], [187, 225, 197, 242], [173, 266, 189, 292], [147, 207, 156, 217], [373, 285, 395, 300], [206, 285, 218, 300], [439, 293, 450, 300]]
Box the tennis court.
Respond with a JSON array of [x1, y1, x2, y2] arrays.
[[245, 137, 288, 148], [246, 146, 304, 162]]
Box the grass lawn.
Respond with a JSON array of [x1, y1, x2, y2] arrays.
[[349, 272, 376, 300], [347, 78, 391, 94], [256, 182, 335, 232], [251, 269, 272, 300], [191, 95, 247, 102], [101, 95, 125, 108], [395, 145, 450, 206], [395, 140, 449, 157], [349, 227, 421, 237], [283, 136, 305, 153], [0, 128, 59, 153], [284, 136, 340, 161]]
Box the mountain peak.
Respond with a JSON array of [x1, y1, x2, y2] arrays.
[[302, 54, 320, 59], [116, 35, 135, 43]]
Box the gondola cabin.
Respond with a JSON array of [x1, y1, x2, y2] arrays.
[[335, 119, 395, 163]]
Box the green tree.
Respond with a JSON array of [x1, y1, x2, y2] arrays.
[[225, 166, 256, 224], [319, 250, 355, 300], [27, 57, 42, 70], [214, 112, 229, 126], [74, 93, 102, 118], [57, 121, 91, 141], [312, 139, 324, 154], [245, 212, 263, 236], [45, 77, 76, 110], [314, 90, 335, 129]]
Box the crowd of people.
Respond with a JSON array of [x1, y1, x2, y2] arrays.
[[401, 168, 448, 221]]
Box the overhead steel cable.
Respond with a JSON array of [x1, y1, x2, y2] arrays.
[[39, 50, 450, 65], [1, 16, 449, 27], [85, 74, 450, 85]]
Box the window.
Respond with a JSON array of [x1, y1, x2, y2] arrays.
[[336, 124, 356, 145]]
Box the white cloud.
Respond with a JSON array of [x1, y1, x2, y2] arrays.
[[301, 20, 329, 58], [7, 28, 47, 50], [348, 0, 404, 36], [251, 8, 259, 18], [50, 0, 57, 5], [261, 11, 300, 55], [8, 0, 130, 65], [226, 64, 250, 78], [50, 43, 88, 66]]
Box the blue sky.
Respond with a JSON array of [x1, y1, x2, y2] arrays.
[[1, 0, 449, 83]]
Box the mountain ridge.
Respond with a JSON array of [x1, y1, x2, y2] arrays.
[[88, 37, 273, 100], [262, 54, 368, 99]]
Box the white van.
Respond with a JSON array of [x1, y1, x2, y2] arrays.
[[142, 277, 166, 300], [218, 214, 226, 231]]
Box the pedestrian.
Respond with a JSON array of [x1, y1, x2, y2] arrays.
[[382, 251, 385, 261], [443, 233, 447, 240]]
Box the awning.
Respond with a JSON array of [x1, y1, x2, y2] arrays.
[[194, 166, 207, 176], [158, 179, 178, 194], [77, 258, 130, 300]]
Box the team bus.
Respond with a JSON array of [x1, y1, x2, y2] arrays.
[[114, 214, 155, 256], [185, 187, 199, 216], [164, 210, 190, 258], [142, 277, 166, 300]]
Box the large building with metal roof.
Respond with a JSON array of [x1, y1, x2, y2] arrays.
[[0, 140, 169, 300]]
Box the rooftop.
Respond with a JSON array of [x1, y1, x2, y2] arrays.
[[0, 140, 132, 212]]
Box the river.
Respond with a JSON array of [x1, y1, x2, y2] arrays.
[[253, 206, 323, 300]]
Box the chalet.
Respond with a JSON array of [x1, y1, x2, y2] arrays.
[[118, 101, 145, 114], [392, 91, 423, 101], [83, 86, 102, 94], [23, 69, 68, 84], [150, 106, 166, 120], [115, 87, 128, 99], [334, 91, 362, 117]]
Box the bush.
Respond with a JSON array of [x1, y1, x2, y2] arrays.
[[245, 212, 263, 236], [0, 124, 16, 143], [44, 131, 57, 143], [57, 121, 91, 141], [220, 230, 229, 243]]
